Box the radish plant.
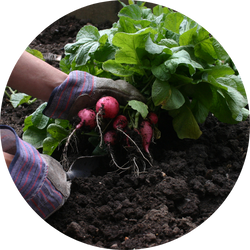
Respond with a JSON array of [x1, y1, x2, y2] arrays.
[[60, 1, 248, 140], [22, 1, 249, 174], [63, 95, 155, 173]]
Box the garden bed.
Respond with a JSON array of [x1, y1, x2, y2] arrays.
[[1, 13, 249, 250]]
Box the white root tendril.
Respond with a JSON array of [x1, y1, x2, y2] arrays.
[[147, 151, 153, 164], [62, 128, 77, 170], [117, 128, 153, 168], [132, 157, 140, 176], [109, 146, 130, 171], [96, 109, 103, 148]]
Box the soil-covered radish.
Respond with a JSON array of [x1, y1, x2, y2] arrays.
[[104, 130, 118, 146], [76, 108, 97, 129], [96, 96, 119, 119], [139, 120, 153, 154], [147, 112, 158, 125], [113, 115, 128, 130]]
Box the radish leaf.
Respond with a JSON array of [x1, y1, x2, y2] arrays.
[[10, 93, 32, 108], [164, 12, 184, 34], [31, 102, 50, 130], [169, 104, 202, 139], [152, 79, 185, 110], [128, 100, 149, 119], [22, 103, 71, 155], [103, 60, 134, 77], [43, 137, 59, 155], [23, 126, 47, 149]]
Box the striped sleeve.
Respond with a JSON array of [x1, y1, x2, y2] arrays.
[[27, 178, 64, 219], [43, 70, 96, 119], [1, 126, 67, 219], [11, 139, 47, 200]]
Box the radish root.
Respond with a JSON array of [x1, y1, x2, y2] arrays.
[[62, 128, 77, 170], [96, 109, 104, 148], [109, 148, 143, 176], [109, 146, 130, 171], [117, 128, 153, 168], [132, 157, 140, 176], [110, 151, 130, 171]]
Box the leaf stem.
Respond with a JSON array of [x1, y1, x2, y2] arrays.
[[28, 98, 37, 105], [4, 89, 11, 99], [117, 128, 153, 167], [7, 87, 17, 95], [134, 111, 140, 129], [141, 80, 151, 94], [174, 82, 189, 89]]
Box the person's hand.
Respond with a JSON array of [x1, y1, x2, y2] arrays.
[[43, 71, 146, 119], [68, 76, 146, 119], [1, 125, 71, 219]]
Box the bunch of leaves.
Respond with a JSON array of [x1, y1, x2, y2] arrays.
[[59, 1, 248, 139], [22, 102, 71, 155], [5, 47, 44, 108]]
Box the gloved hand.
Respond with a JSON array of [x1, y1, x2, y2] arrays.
[[43, 70, 146, 119], [1, 125, 71, 219]]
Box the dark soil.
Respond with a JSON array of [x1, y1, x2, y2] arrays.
[[1, 15, 249, 250]]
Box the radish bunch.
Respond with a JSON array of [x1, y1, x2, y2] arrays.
[[73, 95, 159, 172]]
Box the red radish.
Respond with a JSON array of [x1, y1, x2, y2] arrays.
[[139, 120, 153, 153], [76, 108, 97, 129], [113, 115, 128, 130], [96, 96, 119, 119], [104, 130, 118, 146], [147, 112, 158, 125]]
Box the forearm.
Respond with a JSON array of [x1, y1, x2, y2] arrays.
[[4, 152, 14, 168], [7, 51, 68, 101]]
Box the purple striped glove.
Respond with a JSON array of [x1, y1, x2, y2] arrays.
[[43, 70, 145, 119], [1, 125, 71, 219]]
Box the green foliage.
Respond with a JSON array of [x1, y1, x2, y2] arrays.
[[59, 1, 248, 139], [23, 103, 71, 155], [128, 100, 149, 119]]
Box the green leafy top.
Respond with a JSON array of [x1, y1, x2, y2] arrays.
[[59, 1, 249, 139]]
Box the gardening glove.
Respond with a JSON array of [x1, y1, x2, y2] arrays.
[[0, 125, 71, 219], [43, 70, 145, 119]]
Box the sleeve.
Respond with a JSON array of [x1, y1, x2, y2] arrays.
[[1, 125, 71, 219], [43, 70, 96, 119]]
